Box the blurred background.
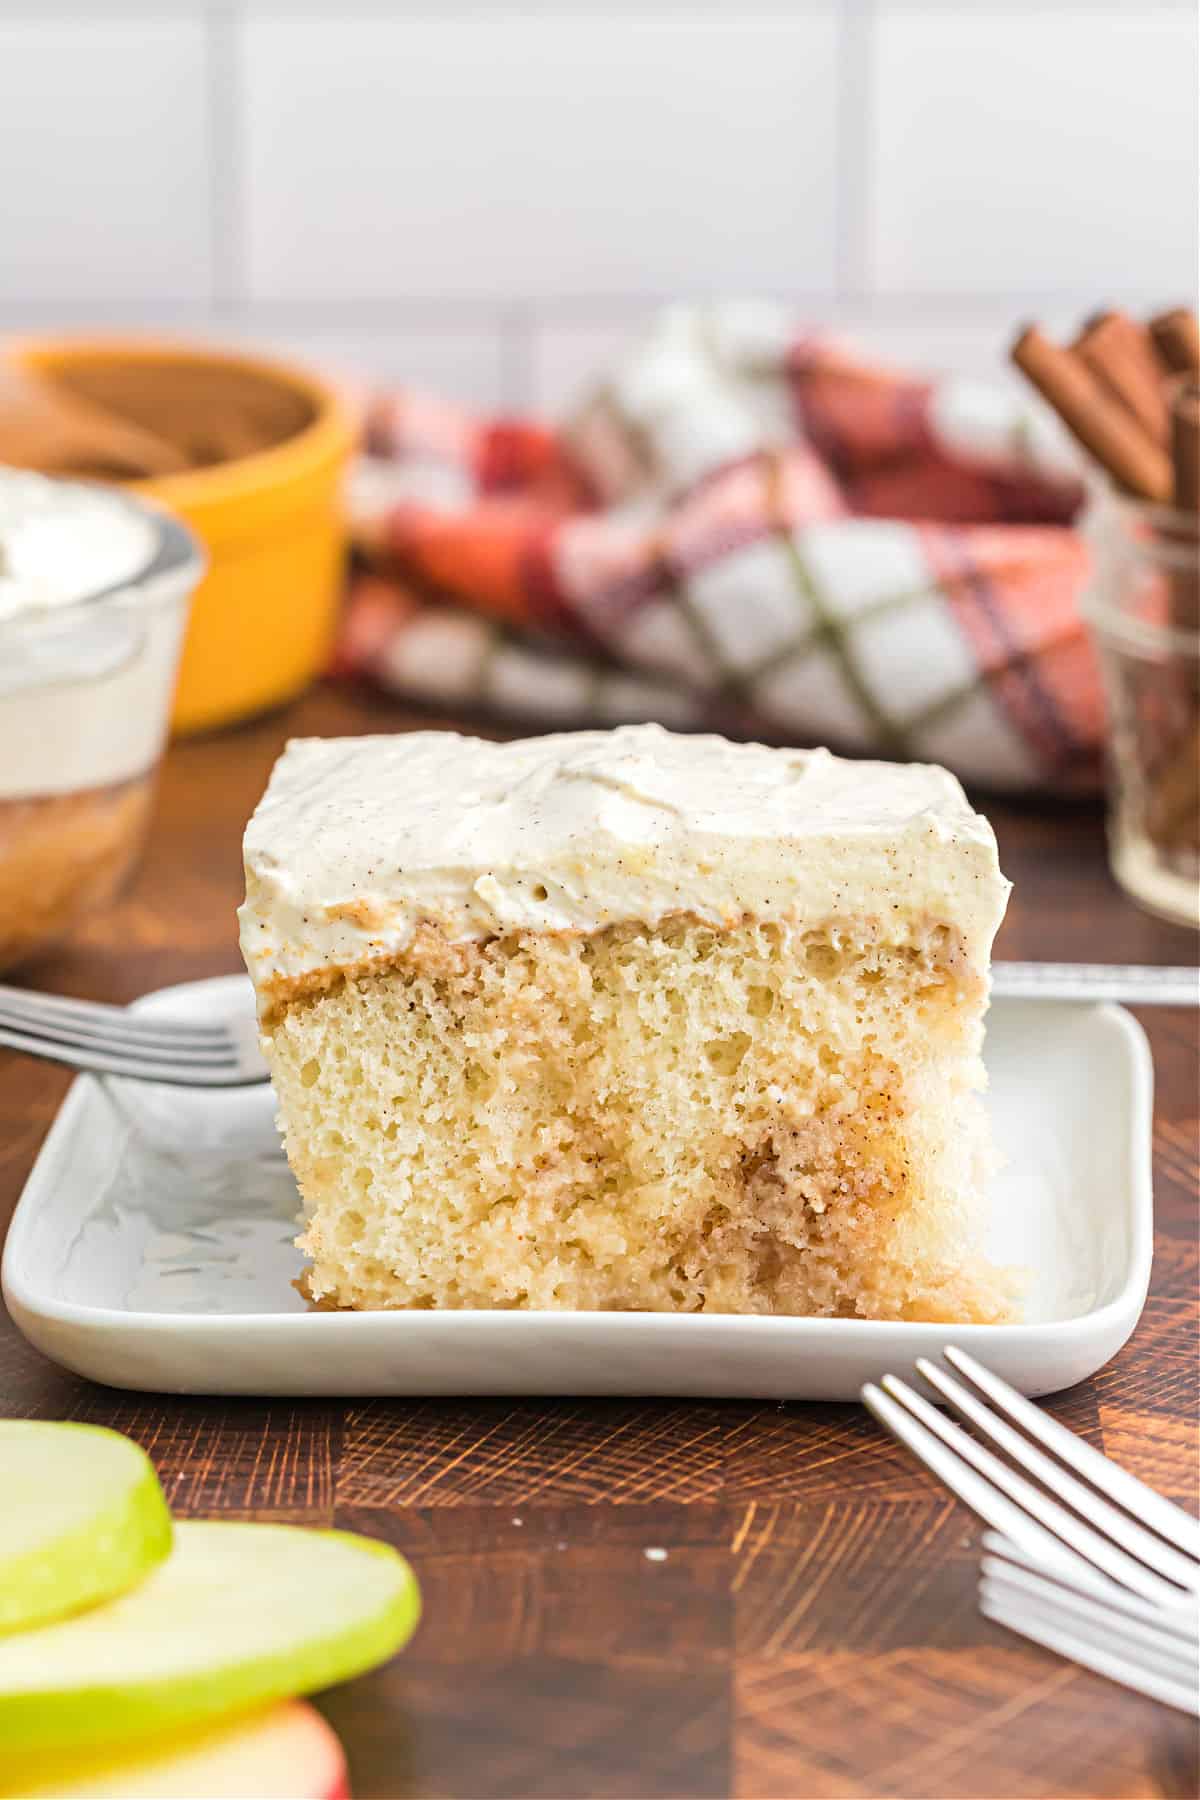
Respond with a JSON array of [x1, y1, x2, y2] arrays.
[[1, 0, 1198, 970], [1, 2, 1196, 403]]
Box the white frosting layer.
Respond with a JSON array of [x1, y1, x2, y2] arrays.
[[240, 725, 1010, 995], [0, 469, 154, 621]]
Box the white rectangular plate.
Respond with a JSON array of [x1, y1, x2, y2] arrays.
[[3, 976, 1153, 1401]]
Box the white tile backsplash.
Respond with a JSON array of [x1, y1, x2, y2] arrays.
[[868, 5, 1199, 300], [0, 2, 1194, 408], [0, 18, 211, 303], [239, 11, 839, 304]]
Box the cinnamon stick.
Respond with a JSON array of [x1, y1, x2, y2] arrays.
[[1169, 378, 1200, 513], [1073, 312, 1170, 444], [1167, 378, 1199, 634], [1151, 379, 1200, 861], [1011, 324, 1173, 501], [1012, 307, 1198, 882], [1149, 308, 1200, 378]]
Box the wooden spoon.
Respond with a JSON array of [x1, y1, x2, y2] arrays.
[[0, 360, 189, 480]]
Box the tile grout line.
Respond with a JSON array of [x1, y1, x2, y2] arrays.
[[0, 292, 1172, 330]]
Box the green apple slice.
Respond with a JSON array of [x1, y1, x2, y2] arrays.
[[0, 1422, 172, 1635], [0, 1520, 420, 1753], [2, 1700, 349, 1799]]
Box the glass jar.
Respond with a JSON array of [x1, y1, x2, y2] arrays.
[[1082, 490, 1199, 929], [0, 478, 204, 970]]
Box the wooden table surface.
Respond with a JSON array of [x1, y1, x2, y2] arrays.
[[2, 687, 1197, 1800]]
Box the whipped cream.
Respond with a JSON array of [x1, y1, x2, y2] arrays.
[[0, 468, 154, 621], [240, 724, 1010, 997], [0, 471, 192, 799]]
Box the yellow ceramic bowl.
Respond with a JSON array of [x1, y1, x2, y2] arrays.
[[13, 337, 357, 734]]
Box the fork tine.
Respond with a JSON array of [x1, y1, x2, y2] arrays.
[[877, 1375, 1185, 1607], [917, 1358, 1199, 1593], [0, 996, 232, 1054], [982, 1555, 1200, 1663], [983, 1589, 1197, 1704], [0, 1026, 243, 1087], [0, 1004, 235, 1066], [980, 1587, 1200, 1717], [945, 1346, 1200, 1563], [982, 1533, 1200, 1634], [0, 984, 230, 1041], [862, 1383, 1088, 1579]]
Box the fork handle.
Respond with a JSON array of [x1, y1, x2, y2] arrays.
[[992, 962, 1198, 1006]]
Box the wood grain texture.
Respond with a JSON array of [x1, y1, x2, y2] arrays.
[[1, 686, 1196, 1800], [735, 1648, 1195, 1800]]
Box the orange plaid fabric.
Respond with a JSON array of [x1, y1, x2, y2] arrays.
[[338, 306, 1100, 792]]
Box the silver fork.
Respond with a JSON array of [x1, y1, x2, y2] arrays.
[[863, 1347, 1200, 1716], [0, 985, 267, 1086], [3, 960, 1192, 1087]]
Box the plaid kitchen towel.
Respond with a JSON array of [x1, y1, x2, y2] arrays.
[[336, 303, 1102, 792]]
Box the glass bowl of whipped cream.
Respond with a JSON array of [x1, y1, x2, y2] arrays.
[[0, 468, 204, 971]]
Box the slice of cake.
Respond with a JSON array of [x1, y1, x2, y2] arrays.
[[239, 725, 1015, 1321]]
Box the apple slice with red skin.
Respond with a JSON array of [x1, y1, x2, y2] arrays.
[[2, 1700, 349, 1798]]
